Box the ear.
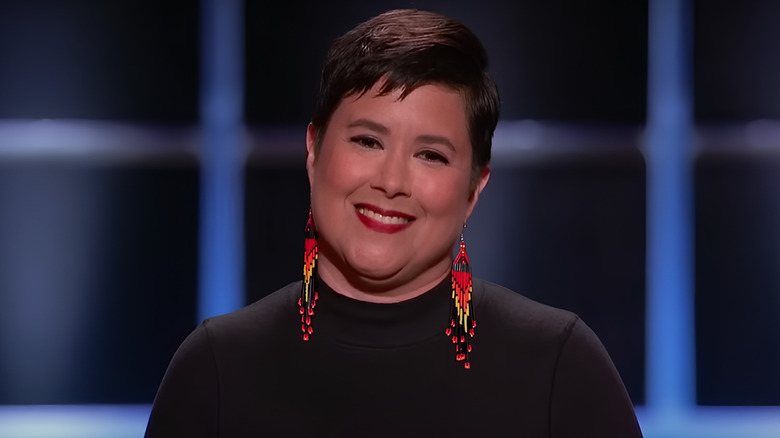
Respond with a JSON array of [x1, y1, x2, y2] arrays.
[[306, 123, 317, 187], [464, 165, 491, 221]]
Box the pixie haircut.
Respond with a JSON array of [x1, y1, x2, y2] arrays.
[[310, 9, 500, 186]]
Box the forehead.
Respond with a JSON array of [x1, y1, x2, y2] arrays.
[[331, 83, 469, 136]]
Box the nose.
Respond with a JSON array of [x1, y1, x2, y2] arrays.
[[371, 150, 411, 198]]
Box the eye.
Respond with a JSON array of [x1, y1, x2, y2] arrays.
[[418, 150, 450, 164], [350, 136, 381, 149]]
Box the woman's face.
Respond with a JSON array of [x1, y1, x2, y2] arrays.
[[306, 82, 490, 302]]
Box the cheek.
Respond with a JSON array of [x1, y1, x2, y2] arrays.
[[417, 172, 472, 217], [312, 148, 367, 205]]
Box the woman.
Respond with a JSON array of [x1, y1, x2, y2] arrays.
[[146, 9, 642, 437]]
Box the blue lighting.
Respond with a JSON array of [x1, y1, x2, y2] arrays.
[[0, 405, 151, 438], [198, 0, 246, 322], [645, 0, 695, 416], [637, 407, 780, 438]]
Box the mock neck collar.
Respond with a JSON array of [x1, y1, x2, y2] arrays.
[[313, 276, 451, 348]]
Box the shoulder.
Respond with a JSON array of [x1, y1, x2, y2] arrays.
[[474, 278, 616, 372], [474, 278, 580, 342], [200, 281, 301, 343], [473, 279, 641, 435], [146, 284, 301, 437], [548, 305, 642, 435]]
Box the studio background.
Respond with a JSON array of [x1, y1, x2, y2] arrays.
[[1, 0, 779, 436]]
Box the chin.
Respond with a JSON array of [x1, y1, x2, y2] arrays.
[[345, 257, 405, 282]]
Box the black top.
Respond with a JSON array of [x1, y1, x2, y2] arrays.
[[145, 277, 643, 437]]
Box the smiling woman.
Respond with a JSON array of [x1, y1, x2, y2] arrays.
[[307, 83, 487, 303], [145, 9, 643, 437]]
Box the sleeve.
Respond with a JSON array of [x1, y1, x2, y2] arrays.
[[144, 322, 219, 438], [549, 318, 643, 438]]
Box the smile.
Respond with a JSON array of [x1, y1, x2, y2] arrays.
[[354, 204, 415, 234], [357, 207, 412, 225]]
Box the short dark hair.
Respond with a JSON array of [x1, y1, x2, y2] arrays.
[[310, 9, 500, 186]]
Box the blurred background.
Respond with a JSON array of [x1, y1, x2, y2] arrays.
[[0, 0, 779, 436]]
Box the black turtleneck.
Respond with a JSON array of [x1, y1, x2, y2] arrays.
[[314, 276, 451, 347], [146, 277, 642, 437]]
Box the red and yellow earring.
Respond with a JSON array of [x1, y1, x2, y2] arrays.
[[299, 209, 318, 341], [447, 228, 476, 369]]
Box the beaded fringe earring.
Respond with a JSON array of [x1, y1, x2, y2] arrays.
[[447, 231, 476, 369], [299, 210, 318, 341]]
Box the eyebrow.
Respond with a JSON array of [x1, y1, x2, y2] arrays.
[[347, 118, 456, 152], [347, 119, 390, 135], [417, 134, 455, 152]]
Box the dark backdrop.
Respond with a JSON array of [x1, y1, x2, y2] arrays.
[[1, 0, 779, 407]]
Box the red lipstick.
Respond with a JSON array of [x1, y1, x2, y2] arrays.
[[355, 204, 415, 234]]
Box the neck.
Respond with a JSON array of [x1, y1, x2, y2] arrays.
[[316, 256, 451, 304]]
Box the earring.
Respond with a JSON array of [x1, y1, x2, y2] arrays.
[[299, 209, 318, 341], [447, 229, 475, 369]]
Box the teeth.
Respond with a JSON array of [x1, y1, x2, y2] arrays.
[[357, 207, 410, 225]]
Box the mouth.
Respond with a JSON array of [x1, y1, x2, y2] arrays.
[[356, 206, 413, 224], [355, 204, 415, 232]]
